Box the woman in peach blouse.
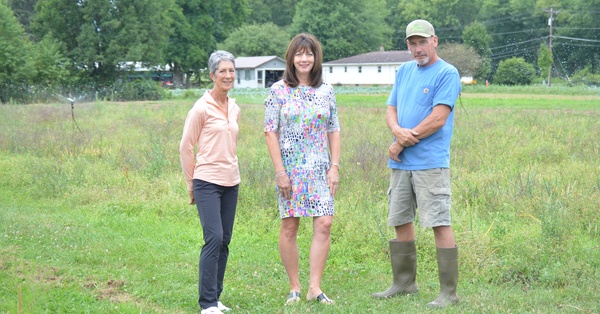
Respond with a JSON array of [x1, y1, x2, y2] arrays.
[[179, 50, 240, 314]]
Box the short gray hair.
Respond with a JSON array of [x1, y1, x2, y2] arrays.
[[208, 50, 235, 75]]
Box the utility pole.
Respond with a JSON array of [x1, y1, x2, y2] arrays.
[[544, 8, 558, 86]]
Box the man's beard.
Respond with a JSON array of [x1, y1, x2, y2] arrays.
[[415, 55, 429, 66]]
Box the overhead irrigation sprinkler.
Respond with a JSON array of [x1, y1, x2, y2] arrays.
[[67, 96, 84, 134]]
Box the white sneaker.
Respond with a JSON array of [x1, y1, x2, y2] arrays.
[[200, 307, 223, 314], [217, 301, 231, 312]]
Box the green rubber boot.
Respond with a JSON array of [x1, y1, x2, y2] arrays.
[[371, 239, 418, 298], [427, 246, 459, 308]]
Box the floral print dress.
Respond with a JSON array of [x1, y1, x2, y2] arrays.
[[264, 80, 340, 218]]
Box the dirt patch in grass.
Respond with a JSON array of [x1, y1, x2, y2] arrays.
[[33, 266, 62, 284], [94, 279, 134, 303]]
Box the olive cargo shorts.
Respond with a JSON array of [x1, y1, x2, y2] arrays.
[[387, 168, 452, 228]]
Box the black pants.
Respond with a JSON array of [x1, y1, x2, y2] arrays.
[[193, 179, 239, 310]]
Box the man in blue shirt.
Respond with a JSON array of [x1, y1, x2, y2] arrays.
[[371, 19, 461, 308]]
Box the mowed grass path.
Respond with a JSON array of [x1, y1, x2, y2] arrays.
[[1, 89, 599, 313]]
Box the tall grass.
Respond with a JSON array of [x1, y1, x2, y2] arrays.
[[0, 91, 599, 313]]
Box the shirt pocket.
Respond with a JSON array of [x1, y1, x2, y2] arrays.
[[416, 85, 435, 106]]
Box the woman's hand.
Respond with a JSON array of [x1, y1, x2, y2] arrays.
[[188, 190, 195, 205], [276, 173, 292, 199], [327, 166, 339, 197]]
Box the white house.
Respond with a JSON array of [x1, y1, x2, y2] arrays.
[[118, 61, 174, 84], [322, 50, 413, 86], [234, 56, 286, 88]]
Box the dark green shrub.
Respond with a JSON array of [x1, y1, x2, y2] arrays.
[[115, 79, 165, 101], [180, 89, 203, 99], [493, 57, 536, 85], [570, 66, 600, 87]]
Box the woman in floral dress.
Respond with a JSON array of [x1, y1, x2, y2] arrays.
[[264, 33, 341, 305]]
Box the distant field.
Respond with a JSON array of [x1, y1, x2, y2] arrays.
[[225, 85, 600, 109]]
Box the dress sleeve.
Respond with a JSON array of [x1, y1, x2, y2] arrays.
[[264, 86, 281, 133], [327, 84, 340, 132]]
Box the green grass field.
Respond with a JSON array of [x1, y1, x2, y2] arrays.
[[1, 87, 599, 313]]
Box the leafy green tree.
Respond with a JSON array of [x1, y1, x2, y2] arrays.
[[158, 0, 249, 88], [0, 1, 35, 103], [32, 0, 175, 84], [462, 21, 491, 57], [209, 0, 249, 43], [247, 0, 270, 24], [479, 0, 545, 64], [475, 0, 549, 81], [247, 0, 295, 28], [462, 21, 492, 80], [437, 43, 483, 77], [26, 34, 69, 98], [219, 23, 290, 57], [537, 43, 552, 79], [25, 35, 70, 102], [7, 0, 37, 33], [290, 0, 391, 61], [493, 57, 536, 85], [477, 58, 492, 82], [552, 0, 600, 76], [384, 0, 405, 48], [387, 0, 483, 49], [165, 0, 216, 87]]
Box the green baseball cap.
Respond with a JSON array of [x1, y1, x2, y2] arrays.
[[405, 19, 435, 40]]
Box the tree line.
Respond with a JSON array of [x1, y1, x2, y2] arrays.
[[1, 0, 599, 103]]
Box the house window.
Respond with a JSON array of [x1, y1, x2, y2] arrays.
[[237, 71, 240, 84], [257, 70, 263, 85], [344, 67, 347, 73], [358, 66, 362, 73], [329, 67, 333, 73], [378, 66, 382, 73], [245, 70, 250, 80]]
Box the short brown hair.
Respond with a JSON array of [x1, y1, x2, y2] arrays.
[[283, 33, 323, 88]]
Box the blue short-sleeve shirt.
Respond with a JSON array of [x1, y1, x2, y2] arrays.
[[387, 59, 461, 170]]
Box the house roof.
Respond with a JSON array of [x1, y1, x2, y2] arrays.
[[324, 50, 413, 65], [235, 56, 285, 69]]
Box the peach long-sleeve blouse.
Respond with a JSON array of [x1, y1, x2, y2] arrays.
[[179, 90, 241, 191]]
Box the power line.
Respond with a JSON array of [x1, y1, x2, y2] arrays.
[[488, 29, 547, 36], [549, 48, 572, 82], [487, 37, 600, 61], [479, 11, 538, 27], [555, 27, 600, 31], [558, 10, 600, 14], [490, 37, 545, 50], [490, 46, 541, 60], [556, 42, 600, 48], [553, 36, 600, 43]]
